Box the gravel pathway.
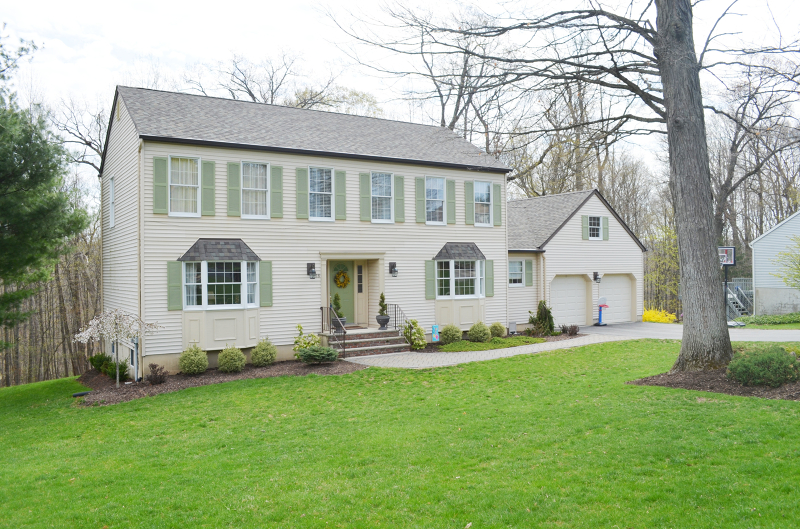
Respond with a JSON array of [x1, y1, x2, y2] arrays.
[[343, 333, 631, 369]]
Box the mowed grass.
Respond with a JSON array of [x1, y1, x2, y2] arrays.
[[438, 335, 545, 352], [2, 340, 800, 528], [744, 322, 800, 330]]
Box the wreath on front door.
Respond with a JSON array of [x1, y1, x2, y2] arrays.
[[334, 270, 351, 289]]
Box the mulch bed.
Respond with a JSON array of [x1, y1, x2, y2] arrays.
[[76, 360, 368, 406], [418, 333, 584, 352], [628, 369, 800, 401]]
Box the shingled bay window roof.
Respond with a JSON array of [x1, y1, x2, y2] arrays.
[[178, 239, 261, 262], [433, 242, 486, 261]]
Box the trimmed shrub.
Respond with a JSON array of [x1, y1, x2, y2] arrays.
[[439, 324, 463, 345], [378, 292, 388, 317], [403, 319, 427, 350], [726, 346, 799, 387], [295, 345, 339, 364], [489, 322, 506, 338], [251, 338, 278, 367], [179, 344, 208, 375], [529, 301, 555, 335], [643, 308, 677, 323], [560, 324, 579, 336], [293, 324, 321, 352], [100, 358, 129, 382], [467, 322, 491, 343], [89, 353, 112, 371], [146, 363, 169, 385], [218, 345, 246, 373]]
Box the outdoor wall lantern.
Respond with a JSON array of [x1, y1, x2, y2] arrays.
[[307, 263, 317, 279], [593, 272, 601, 284], [389, 262, 398, 277]]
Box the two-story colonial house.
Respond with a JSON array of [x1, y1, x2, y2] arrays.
[[100, 87, 510, 375]]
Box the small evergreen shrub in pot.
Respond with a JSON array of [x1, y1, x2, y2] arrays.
[[218, 345, 246, 373], [295, 345, 339, 364], [251, 338, 278, 367], [467, 322, 491, 343], [726, 346, 799, 387], [489, 322, 506, 338], [179, 344, 208, 375], [439, 324, 463, 345]]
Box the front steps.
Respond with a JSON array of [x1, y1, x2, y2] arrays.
[[323, 328, 410, 357]]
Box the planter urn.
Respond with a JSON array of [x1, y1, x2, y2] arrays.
[[376, 315, 390, 330]]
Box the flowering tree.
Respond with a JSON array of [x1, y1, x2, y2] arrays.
[[74, 309, 161, 387]]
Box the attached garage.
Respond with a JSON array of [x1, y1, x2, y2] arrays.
[[599, 274, 633, 323], [550, 275, 588, 325]]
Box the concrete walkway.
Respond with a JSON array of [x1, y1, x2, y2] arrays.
[[343, 333, 630, 369], [581, 321, 800, 342]]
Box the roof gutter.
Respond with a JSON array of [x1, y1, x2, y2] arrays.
[[509, 248, 545, 253], [138, 135, 511, 175]]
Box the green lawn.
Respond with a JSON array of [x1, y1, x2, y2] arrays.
[[437, 335, 545, 352], [743, 322, 800, 330], [2, 339, 800, 528]]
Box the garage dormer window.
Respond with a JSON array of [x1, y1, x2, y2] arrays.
[[588, 216, 601, 240]]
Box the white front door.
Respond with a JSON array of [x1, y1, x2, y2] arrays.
[[550, 275, 588, 326], [599, 274, 633, 323]]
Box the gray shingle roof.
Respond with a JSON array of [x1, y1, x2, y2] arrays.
[[433, 242, 486, 261], [508, 190, 595, 250], [115, 86, 508, 173], [178, 239, 261, 262]]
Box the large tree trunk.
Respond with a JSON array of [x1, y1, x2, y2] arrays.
[[655, 0, 732, 371]]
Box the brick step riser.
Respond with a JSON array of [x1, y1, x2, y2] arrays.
[[336, 339, 408, 349], [328, 332, 402, 341], [340, 346, 411, 358]]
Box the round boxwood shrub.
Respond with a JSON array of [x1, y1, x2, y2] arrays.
[[489, 322, 506, 338], [439, 324, 463, 345], [251, 338, 278, 367], [179, 344, 208, 375], [295, 345, 339, 364], [467, 321, 491, 343], [726, 346, 799, 387], [218, 345, 246, 373]]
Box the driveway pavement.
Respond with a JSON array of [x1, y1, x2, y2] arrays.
[[580, 321, 800, 342]]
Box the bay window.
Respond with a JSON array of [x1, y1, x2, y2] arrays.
[[182, 261, 258, 309], [435, 260, 485, 298], [169, 156, 200, 216]]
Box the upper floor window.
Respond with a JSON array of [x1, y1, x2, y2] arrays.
[[109, 176, 115, 228], [371, 171, 393, 222], [508, 260, 523, 286], [183, 261, 258, 309], [426, 176, 445, 224], [436, 260, 485, 298], [310, 167, 333, 220], [242, 162, 269, 218], [169, 156, 200, 216], [589, 216, 601, 240], [474, 181, 491, 226]]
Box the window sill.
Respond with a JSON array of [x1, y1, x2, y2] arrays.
[[588, 237, 602, 241], [475, 223, 493, 228], [309, 217, 335, 222], [509, 283, 525, 288], [426, 221, 446, 226], [242, 215, 270, 220], [183, 305, 258, 311], [435, 296, 485, 300], [169, 212, 201, 218], [371, 219, 394, 224]]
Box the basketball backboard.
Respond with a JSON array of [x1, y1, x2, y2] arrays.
[[718, 246, 735, 266]]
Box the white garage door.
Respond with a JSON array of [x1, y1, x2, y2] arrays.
[[550, 275, 588, 326], [599, 274, 632, 323]]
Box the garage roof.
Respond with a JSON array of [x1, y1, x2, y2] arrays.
[[508, 189, 646, 251]]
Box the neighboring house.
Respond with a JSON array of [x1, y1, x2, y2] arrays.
[[100, 87, 510, 375], [750, 211, 800, 315], [507, 190, 646, 327]]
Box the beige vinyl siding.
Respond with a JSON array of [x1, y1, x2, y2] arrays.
[[507, 253, 539, 325], [544, 195, 644, 322], [141, 142, 508, 356], [102, 98, 140, 317]]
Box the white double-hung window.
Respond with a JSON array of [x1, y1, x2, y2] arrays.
[[474, 181, 491, 226], [371, 171, 393, 222], [588, 216, 601, 240], [182, 261, 259, 309], [436, 260, 485, 298], [426, 176, 445, 224], [169, 156, 200, 216], [242, 162, 269, 218], [309, 166, 333, 220], [508, 261, 523, 286]]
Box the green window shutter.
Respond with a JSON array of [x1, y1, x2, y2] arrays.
[[334, 170, 346, 220], [493, 184, 502, 226], [296, 168, 309, 219], [525, 260, 533, 287], [415, 177, 425, 223], [259, 261, 273, 307], [271, 166, 283, 218], [602, 216, 609, 240], [167, 261, 183, 311], [446, 179, 456, 224], [465, 181, 474, 225], [485, 260, 494, 297], [360, 172, 371, 221], [201, 161, 215, 216], [425, 260, 436, 300], [153, 157, 168, 214], [227, 163, 241, 217], [394, 175, 405, 222], [581, 215, 589, 240]]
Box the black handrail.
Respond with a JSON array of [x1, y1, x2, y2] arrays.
[[320, 306, 347, 358], [387, 303, 411, 345]]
